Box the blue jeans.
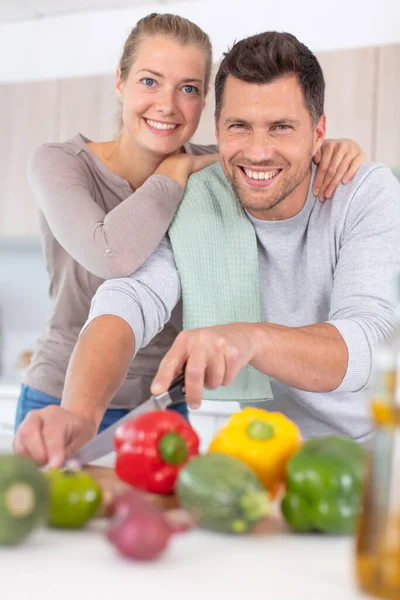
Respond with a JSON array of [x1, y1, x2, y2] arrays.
[[15, 384, 189, 434]]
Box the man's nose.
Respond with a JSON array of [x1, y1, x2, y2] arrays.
[[155, 89, 177, 115], [244, 131, 275, 164]]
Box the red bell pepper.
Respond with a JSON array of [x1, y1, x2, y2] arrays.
[[114, 410, 200, 495]]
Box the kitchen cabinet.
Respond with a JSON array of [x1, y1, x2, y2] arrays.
[[374, 44, 400, 168], [315, 47, 376, 160], [57, 74, 117, 142], [1, 44, 399, 240], [0, 382, 19, 435], [0, 80, 58, 237]]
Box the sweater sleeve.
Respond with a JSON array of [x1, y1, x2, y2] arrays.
[[327, 165, 400, 392], [27, 144, 186, 279], [83, 235, 181, 353]]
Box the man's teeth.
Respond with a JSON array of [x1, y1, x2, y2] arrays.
[[243, 168, 279, 180], [146, 119, 177, 130]]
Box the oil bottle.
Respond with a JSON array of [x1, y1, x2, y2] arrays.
[[356, 274, 400, 599]]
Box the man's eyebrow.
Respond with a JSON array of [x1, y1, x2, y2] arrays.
[[136, 69, 203, 84], [223, 117, 301, 126], [270, 118, 301, 126], [223, 117, 249, 125]]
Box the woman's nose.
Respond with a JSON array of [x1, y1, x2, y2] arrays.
[[155, 90, 177, 115]]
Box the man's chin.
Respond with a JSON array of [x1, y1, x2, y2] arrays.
[[232, 181, 276, 212]]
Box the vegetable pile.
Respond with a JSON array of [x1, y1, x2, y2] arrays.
[[0, 407, 368, 563]]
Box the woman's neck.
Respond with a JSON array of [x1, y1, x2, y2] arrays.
[[89, 133, 170, 191]]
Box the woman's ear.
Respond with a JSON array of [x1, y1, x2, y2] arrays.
[[116, 66, 124, 100], [203, 86, 210, 110]]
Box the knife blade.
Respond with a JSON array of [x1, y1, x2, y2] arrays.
[[69, 374, 185, 466]]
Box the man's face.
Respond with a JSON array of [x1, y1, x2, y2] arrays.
[[216, 75, 326, 220]]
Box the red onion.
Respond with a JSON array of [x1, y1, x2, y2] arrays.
[[107, 508, 172, 561]]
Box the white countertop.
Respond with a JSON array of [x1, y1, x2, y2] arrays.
[[0, 434, 370, 600], [0, 514, 370, 600]]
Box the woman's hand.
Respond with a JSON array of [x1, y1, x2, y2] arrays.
[[155, 153, 219, 189], [312, 139, 366, 202]]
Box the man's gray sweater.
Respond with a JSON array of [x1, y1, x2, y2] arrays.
[[85, 163, 400, 441]]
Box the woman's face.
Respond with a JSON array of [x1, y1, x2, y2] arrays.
[[117, 37, 208, 156]]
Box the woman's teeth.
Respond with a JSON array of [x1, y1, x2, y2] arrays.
[[243, 168, 280, 180], [146, 119, 178, 130]]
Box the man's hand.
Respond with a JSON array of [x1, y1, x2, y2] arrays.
[[312, 138, 366, 202], [13, 406, 97, 468], [150, 323, 258, 409]]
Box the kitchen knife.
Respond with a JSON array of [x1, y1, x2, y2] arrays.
[[69, 374, 185, 465]]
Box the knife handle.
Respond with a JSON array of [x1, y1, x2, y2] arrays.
[[167, 373, 186, 404]]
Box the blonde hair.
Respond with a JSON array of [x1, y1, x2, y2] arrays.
[[119, 13, 213, 89]]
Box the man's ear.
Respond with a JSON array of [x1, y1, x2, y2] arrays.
[[214, 113, 220, 144], [313, 114, 326, 156], [116, 66, 124, 100]]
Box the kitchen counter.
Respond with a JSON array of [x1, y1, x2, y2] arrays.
[[0, 435, 371, 600], [0, 510, 370, 600]]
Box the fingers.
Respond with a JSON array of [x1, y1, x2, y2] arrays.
[[312, 141, 335, 199], [341, 152, 365, 185], [151, 335, 188, 396], [41, 407, 69, 467], [318, 150, 347, 199], [184, 346, 207, 409], [13, 411, 49, 466], [13, 406, 71, 467], [313, 139, 366, 201], [223, 345, 242, 386], [313, 148, 322, 165], [151, 326, 252, 409], [204, 337, 227, 390]]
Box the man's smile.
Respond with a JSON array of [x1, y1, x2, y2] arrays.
[[237, 165, 282, 188]]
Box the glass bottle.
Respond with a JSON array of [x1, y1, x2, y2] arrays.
[[356, 274, 400, 599]]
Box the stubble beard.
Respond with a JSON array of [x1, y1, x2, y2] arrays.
[[230, 157, 312, 216]]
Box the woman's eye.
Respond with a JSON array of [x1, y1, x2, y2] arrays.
[[141, 78, 156, 87], [183, 85, 198, 94]]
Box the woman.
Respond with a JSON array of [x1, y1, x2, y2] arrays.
[[15, 13, 365, 436]]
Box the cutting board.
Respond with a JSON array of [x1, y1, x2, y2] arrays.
[[84, 465, 289, 534], [84, 465, 179, 517]]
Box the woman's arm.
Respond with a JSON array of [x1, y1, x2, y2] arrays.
[[28, 144, 218, 279]]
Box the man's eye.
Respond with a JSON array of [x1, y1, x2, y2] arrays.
[[275, 124, 290, 131], [230, 124, 246, 129], [183, 85, 199, 94], [141, 78, 156, 87]]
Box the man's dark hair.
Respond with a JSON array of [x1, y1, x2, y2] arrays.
[[215, 31, 325, 126]]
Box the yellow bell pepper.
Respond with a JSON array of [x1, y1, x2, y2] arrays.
[[209, 407, 302, 497]]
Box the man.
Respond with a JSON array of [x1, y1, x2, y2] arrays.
[[14, 32, 400, 466]]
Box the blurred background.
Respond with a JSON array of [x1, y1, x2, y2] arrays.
[[0, 0, 399, 438]]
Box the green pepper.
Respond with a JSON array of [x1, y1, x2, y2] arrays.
[[45, 469, 102, 529], [281, 436, 367, 535]]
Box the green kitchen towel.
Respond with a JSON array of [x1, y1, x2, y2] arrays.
[[168, 162, 273, 402]]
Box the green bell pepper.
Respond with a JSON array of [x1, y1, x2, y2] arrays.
[[281, 436, 367, 534], [45, 469, 102, 529]]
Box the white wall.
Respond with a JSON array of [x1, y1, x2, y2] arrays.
[[0, 0, 399, 83]]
